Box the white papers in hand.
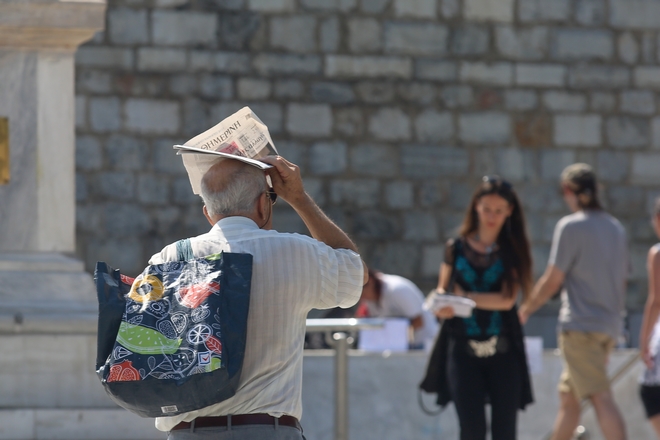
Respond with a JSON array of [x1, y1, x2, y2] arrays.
[[423, 291, 476, 318]]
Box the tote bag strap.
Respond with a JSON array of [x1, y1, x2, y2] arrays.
[[175, 238, 195, 261]]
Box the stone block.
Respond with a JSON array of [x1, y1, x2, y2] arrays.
[[169, 74, 197, 96], [108, 8, 148, 45], [152, 11, 217, 47], [330, 180, 380, 208], [356, 82, 394, 104], [274, 79, 304, 99], [182, 98, 210, 137], [610, 0, 660, 29], [607, 116, 650, 148], [253, 54, 321, 75], [415, 110, 454, 142], [93, 173, 136, 201], [89, 97, 121, 133], [569, 65, 630, 89], [460, 62, 513, 86], [172, 176, 200, 204], [137, 174, 169, 205], [394, 0, 436, 18], [384, 23, 449, 56], [644, 32, 656, 63], [401, 145, 469, 178], [495, 147, 527, 181], [464, 0, 514, 22], [504, 90, 538, 110], [76, 136, 102, 171], [619, 33, 640, 64], [75, 95, 87, 129], [541, 150, 577, 180], [199, 74, 233, 99], [325, 55, 411, 79], [421, 245, 443, 276], [237, 78, 271, 100], [419, 181, 447, 207], [309, 141, 347, 175], [495, 26, 549, 60], [451, 25, 490, 55], [368, 107, 411, 141], [348, 18, 382, 53], [152, 138, 185, 174], [218, 11, 262, 51], [106, 135, 148, 171], [590, 92, 616, 112], [516, 64, 566, 87], [335, 107, 364, 137], [77, 70, 112, 94], [137, 48, 187, 72], [352, 211, 400, 240], [404, 212, 438, 241], [310, 82, 355, 104], [124, 99, 180, 135], [75, 47, 134, 70], [596, 151, 629, 182], [634, 67, 660, 89], [360, 0, 390, 13], [552, 29, 614, 60], [575, 0, 606, 26], [320, 17, 340, 52], [620, 90, 656, 115], [270, 141, 305, 167], [519, 0, 571, 21], [246, 0, 295, 12], [103, 203, 151, 237], [270, 16, 317, 53], [607, 186, 645, 213], [632, 153, 660, 184], [350, 144, 399, 177], [415, 60, 457, 81], [299, 0, 356, 9], [286, 104, 332, 137], [155, 0, 189, 6], [385, 181, 414, 209], [441, 86, 474, 108], [442, 0, 460, 18], [542, 91, 587, 112], [397, 83, 437, 105], [554, 114, 602, 147], [653, 117, 660, 148], [459, 112, 511, 144]]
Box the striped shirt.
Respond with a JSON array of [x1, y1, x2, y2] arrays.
[[149, 216, 364, 432]]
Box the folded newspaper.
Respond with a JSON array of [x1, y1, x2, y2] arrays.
[[423, 291, 476, 318], [174, 106, 279, 195]]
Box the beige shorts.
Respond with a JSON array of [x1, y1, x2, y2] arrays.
[[558, 331, 615, 400]]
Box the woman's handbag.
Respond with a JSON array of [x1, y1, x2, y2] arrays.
[[94, 239, 252, 418]]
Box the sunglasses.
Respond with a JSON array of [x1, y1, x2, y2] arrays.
[[482, 175, 512, 190], [266, 188, 277, 205]]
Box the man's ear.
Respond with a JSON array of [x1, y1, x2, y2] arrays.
[[203, 206, 215, 226], [255, 193, 267, 221]]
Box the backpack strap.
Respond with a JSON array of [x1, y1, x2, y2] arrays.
[[175, 238, 194, 261]]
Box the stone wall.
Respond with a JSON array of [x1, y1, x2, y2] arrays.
[[75, 0, 660, 313]]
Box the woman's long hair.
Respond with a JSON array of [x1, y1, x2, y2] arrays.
[[458, 176, 533, 300]]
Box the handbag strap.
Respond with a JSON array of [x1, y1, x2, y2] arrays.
[[175, 238, 195, 261]]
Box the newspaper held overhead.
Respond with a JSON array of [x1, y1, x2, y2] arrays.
[[174, 106, 279, 195]]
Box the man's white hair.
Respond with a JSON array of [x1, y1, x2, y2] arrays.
[[200, 162, 266, 217]]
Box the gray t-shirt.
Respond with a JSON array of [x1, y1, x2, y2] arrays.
[[549, 210, 628, 340]]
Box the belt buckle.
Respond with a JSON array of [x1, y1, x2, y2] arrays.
[[468, 336, 498, 357]]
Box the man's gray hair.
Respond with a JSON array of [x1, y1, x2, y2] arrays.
[[200, 162, 267, 217]]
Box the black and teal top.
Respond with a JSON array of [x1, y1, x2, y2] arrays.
[[444, 237, 510, 341]]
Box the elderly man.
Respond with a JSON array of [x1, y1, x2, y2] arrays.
[[149, 156, 368, 439]]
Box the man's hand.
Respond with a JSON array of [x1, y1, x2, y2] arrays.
[[260, 156, 306, 207]]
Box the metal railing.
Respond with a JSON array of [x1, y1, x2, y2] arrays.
[[305, 318, 386, 440]]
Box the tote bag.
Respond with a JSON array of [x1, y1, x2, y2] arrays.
[[94, 240, 252, 418]]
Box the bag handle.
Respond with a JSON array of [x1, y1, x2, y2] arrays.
[[175, 238, 194, 261]]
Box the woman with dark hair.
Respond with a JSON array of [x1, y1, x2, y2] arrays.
[[428, 175, 534, 440]]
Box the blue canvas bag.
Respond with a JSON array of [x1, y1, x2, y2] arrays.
[[94, 239, 252, 418]]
